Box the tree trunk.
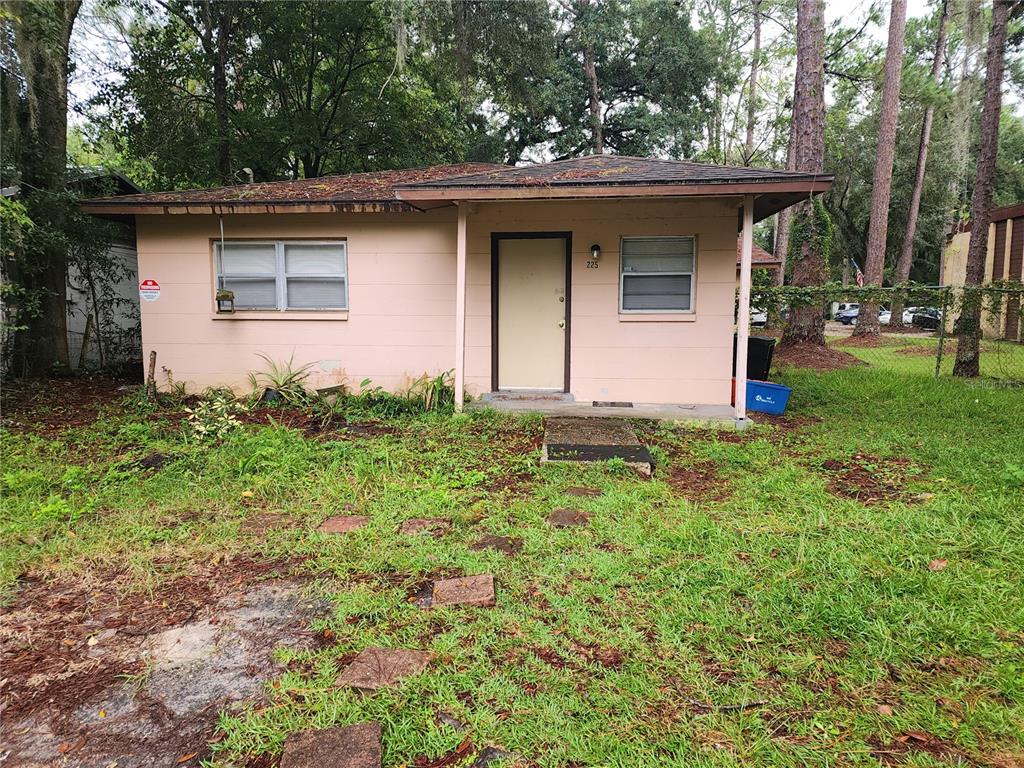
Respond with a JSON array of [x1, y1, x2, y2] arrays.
[[213, 5, 234, 184], [855, 0, 908, 338], [9, 0, 81, 375], [583, 43, 603, 154], [781, 0, 827, 346], [773, 111, 798, 286], [946, 0, 983, 225], [744, 0, 762, 166], [891, 0, 949, 330], [953, 0, 1010, 378]]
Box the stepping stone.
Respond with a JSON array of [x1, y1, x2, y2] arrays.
[[399, 518, 450, 536], [470, 535, 523, 555], [432, 574, 495, 608], [280, 722, 381, 768], [565, 486, 602, 497], [336, 647, 432, 690], [318, 515, 369, 534], [471, 747, 514, 767], [542, 417, 653, 476], [547, 508, 590, 528]]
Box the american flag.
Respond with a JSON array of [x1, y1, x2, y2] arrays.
[[852, 259, 865, 288]]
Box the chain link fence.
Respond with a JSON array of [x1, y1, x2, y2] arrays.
[[746, 284, 1024, 383]]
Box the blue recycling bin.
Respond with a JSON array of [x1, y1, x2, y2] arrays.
[[746, 380, 791, 415]]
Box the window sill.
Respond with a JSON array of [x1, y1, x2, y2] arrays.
[[618, 313, 696, 322], [211, 310, 349, 321]]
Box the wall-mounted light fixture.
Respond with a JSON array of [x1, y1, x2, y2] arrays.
[[216, 289, 235, 313], [590, 244, 602, 260]]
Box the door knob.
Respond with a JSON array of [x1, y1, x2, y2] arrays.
[[558, 319, 565, 329]]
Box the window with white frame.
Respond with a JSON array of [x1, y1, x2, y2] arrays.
[[619, 236, 695, 312], [216, 240, 348, 310]]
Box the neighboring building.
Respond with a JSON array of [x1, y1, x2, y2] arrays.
[[3, 169, 143, 369], [736, 239, 781, 282], [943, 202, 1023, 341], [83, 155, 830, 420]]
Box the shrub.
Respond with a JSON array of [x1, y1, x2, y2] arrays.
[[247, 353, 317, 406], [185, 390, 246, 441]]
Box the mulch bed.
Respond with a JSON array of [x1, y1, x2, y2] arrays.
[[0, 556, 299, 724], [1, 375, 136, 436], [819, 453, 917, 504], [774, 342, 864, 371], [236, 408, 398, 439], [832, 335, 901, 348]]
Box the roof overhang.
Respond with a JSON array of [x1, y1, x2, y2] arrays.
[[395, 179, 832, 223], [79, 200, 420, 216]]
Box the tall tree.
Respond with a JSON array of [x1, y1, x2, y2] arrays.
[[743, 0, 763, 165], [2, 0, 81, 373], [855, 0, 908, 337], [773, 105, 796, 284], [781, 0, 830, 346], [953, 0, 1013, 377], [890, 0, 950, 329], [154, 0, 244, 185]]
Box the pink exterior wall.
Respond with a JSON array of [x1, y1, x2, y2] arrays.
[[135, 196, 740, 404]]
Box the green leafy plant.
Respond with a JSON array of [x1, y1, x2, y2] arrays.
[[247, 353, 317, 406], [404, 370, 455, 413], [185, 391, 246, 442]]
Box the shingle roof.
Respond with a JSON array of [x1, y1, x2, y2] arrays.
[[82, 163, 506, 211], [737, 238, 780, 266], [402, 154, 826, 189], [81, 155, 831, 221]]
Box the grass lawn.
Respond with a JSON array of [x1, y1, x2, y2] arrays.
[[2, 357, 1023, 767]]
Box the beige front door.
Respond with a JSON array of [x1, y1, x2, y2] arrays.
[[497, 237, 567, 390]]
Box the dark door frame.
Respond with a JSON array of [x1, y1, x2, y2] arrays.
[[490, 231, 573, 393]]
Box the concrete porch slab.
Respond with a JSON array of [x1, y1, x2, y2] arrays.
[[470, 397, 736, 424]]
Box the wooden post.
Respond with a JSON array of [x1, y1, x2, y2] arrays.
[[735, 194, 755, 425], [454, 203, 468, 412], [146, 350, 158, 401]]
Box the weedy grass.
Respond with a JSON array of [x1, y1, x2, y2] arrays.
[[1, 363, 1022, 767]]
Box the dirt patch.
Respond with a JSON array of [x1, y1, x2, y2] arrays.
[[1, 558, 300, 723], [819, 453, 918, 504], [1, 376, 136, 436], [2, 560, 324, 767], [868, 731, 969, 766], [774, 342, 865, 371], [481, 471, 534, 496], [664, 462, 731, 502]]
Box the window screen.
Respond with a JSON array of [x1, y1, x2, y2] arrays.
[[216, 241, 347, 310], [620, 237, 695, 312]]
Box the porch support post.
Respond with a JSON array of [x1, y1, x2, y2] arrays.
[[735, 194, 755, 426], [454, 202, 468, 412]]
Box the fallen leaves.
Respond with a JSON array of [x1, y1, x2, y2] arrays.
[[928, 559, 949, 572]]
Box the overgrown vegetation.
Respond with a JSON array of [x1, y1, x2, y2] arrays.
[[2, 355, 1022, 766]]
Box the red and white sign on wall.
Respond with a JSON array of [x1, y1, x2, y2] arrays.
[[139, 279, 161, 302]]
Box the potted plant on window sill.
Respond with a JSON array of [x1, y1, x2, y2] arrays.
[[216, 289, 235, 313]]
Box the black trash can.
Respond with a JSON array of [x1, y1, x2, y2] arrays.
[[732, 334, 776, 381]]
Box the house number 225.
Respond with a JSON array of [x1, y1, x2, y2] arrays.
[[585, 260, 600, 269]]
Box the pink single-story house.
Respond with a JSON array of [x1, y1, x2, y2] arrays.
[[83, 155, 831, 423]]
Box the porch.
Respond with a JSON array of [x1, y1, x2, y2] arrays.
[[468, 393, 738, 424]]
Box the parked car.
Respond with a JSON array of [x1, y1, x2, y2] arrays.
[[880, 309, 921, 325], [911, 307, 942, 330], [837, 305, 860, 324], [751, 307, 768, 326]]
